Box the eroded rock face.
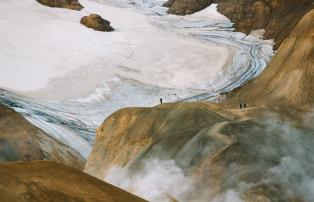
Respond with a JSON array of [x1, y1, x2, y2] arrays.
[[164, 0, 313, 47], [166, 0, 213, 15], [0, 161, 147, 202], [215, 0, 313, 48], [85, 102, 313, 201], [80, 14, 114, 32], [0, 104, 85, 169], [36, 0, 83, 10], [226, 9, 314, 108]]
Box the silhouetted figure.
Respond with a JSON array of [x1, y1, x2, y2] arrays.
[[160, 98, 163, 104], [243, 103, 247, 108], [239, 103, 242, 109]]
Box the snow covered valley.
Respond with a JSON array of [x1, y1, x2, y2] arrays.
[[0, 0, 274, 158]]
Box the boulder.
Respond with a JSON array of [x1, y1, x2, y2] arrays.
[[80, 14, 114, 32], [36, 0, 83, 10], [166, 0, 213, 15]]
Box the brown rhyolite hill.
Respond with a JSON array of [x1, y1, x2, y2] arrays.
[[85, 102, 233, 178], [85, 102, 312, 201], [0, 104, 84, 169], [0, 161, 147, 202], [165, 0, 313, 48], [80, 14, 114, 32], [36, 0, 83, 10], [226, 9, 314, 108]]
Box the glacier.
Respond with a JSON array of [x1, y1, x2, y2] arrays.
[[0, 0, 273, 158]]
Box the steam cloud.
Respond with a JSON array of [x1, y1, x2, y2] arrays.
[[105, 159, 194, 202], [105, 159, 241, 202]]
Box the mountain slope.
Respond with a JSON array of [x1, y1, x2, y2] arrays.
[[226, 9, 314, 108], [0, 104, 84, 169], [84, 102, 233, 179], [85, 102, 314, 201], [0, 161, 146, 202]]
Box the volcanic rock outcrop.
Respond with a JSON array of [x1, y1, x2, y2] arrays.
[[85, 102, 313, 201], [165, 0, 213, 15], [216, 0, 313, 48], [226, 9, 314, 108], [0, 161, 147, 202], [0, 104, 84, 169], [36, 0, 83, 10], [165, 0, 313, 47], [80, 14, 114, 32]]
